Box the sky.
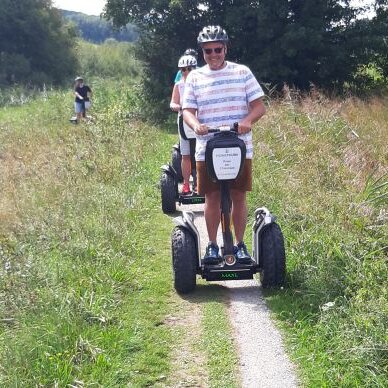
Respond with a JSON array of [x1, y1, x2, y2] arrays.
[[53, 0, 107, 16], [52, 0, 374, 18]]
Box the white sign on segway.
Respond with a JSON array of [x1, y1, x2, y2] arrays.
[[212, 147, 242, 180]]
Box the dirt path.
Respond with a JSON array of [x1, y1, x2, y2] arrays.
[[226, 280, 298, 387], [177, 202, 299, 387]]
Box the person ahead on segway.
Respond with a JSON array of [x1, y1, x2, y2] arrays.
[[174, 48, 198, 84], [170, 54, 198, 195], [182, 25, 266, 264]]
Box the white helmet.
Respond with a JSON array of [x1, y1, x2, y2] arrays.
[[178, 55, 197, 68], [197, 25, 229, 46]]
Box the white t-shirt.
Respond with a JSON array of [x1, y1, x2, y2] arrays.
[[182, 61, 264, 161], [176, 79, 195, 139]]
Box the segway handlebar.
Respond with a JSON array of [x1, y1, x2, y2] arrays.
[[207, 122, 239, 133]]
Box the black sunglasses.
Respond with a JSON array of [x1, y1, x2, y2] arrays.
[[181, 67, 193, 72], [203, 47, 224, 55]]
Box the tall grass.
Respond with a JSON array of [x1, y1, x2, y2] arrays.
[[76, 39, 142, 80], [250, 92, 388, 386], [0, 81, 176, 386], [1, 77, 387, 386]]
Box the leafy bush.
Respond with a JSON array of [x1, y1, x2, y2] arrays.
[[0, 0, 78, 86], [76, 39, 141, 80]]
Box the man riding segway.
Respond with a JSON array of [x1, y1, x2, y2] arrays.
[[170, 27, 285, 293], [182, 25, 266, 264]]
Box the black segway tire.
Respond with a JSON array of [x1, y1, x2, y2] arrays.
[[171, 147, 183, 182], [172, 227, 197, 294], [260, 223, 286, 288], [161, 172, 176, 214]]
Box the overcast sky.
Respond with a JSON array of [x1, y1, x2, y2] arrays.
[[53, 0, 106, 16], [52, 0, 374, 17]]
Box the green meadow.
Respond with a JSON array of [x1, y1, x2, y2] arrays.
[[0, 70, 387, 386]]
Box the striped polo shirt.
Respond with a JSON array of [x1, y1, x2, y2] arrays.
[[182, 61, 264, 161]]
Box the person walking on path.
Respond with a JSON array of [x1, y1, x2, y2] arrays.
[[74, 76, 92, 123], [182, 25, 266, 264]]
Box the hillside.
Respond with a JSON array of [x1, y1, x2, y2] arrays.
[[60, 10, 138, 43]]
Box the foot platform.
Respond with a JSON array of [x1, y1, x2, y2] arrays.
[[201, 260, 257, 281], [179, 193, 205, 205]]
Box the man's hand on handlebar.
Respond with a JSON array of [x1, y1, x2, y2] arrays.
[[194, 122, 251, 135], [237, 120, 251, 134], [194, 123, 209, 135], [170, 102, 181, 112]]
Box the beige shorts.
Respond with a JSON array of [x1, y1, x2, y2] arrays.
[[196, 159, 252, 195]]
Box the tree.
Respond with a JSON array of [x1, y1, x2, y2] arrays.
[[103, 0, 215, 119], [369, 1, 388, 79], [237, 0, 361, 90], [103, 0, 387, 118], [0, 0, 78, 85]]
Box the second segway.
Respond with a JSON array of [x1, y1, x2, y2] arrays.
[[160, 116, 205, 213]]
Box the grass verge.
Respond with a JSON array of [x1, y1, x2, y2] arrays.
[[249, 93, 387, 387], [0, 81, 177, 386], [0, 80, 242, 386], [1, 81, 387, 387]]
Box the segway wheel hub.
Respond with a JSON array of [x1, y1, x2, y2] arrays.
[[224, 254, 236, 266]]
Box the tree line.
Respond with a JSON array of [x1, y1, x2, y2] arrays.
[[104, 0, 388, 118], [0, 0, 78, 86], [61, 10, 138, 44], [0, 0, 387, 114], [0, 0, 137, 87]]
